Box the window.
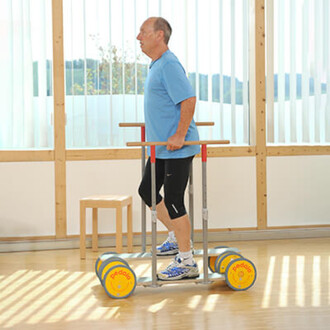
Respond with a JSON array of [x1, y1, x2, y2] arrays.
[[63, 0, 250, 148], [266, 0, 330, 144], [0, 0, 53, 149]]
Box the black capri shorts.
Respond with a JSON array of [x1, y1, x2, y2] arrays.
[[138, 156, 194, 219]]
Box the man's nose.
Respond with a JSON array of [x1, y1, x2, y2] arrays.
[[136, 33, 141, 40]]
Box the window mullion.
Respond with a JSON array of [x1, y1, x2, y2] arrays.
[[289, 0, 297, 143], [230, 0, 236, 144], [266, 0, 274, 144]]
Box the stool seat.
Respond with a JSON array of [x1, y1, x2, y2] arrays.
[[80, 194, 133, 259]]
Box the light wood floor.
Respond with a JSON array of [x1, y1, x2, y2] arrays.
[[1, 237, 330, 329]]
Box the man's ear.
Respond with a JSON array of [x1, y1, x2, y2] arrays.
[[156, 30, 165, 43]]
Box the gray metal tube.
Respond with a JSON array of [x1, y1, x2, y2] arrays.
[[202, 160, 209, 283], [151, 157, 157, 287], [141, 146, 146, 252], [189, 162, 194, 244]]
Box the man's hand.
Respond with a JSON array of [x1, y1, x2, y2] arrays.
[[167, 133, 185, 151], [166, 96, 196, 151]]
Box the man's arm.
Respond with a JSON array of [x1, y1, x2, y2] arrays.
[[167, 96, 196, 151]]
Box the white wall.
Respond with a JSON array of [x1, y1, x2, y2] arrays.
[[0, 162, 55, 236], [191, 157, 257, 229], [267, 156, 330, 226], [66, 159, 142, 235], [66, 157, 257, 236], [1, 155, 329, 238]]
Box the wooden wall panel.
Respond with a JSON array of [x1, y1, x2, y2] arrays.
[[0, 151, 54, 162], [255, 0, 267, 229], [52, 0, 67, 238]]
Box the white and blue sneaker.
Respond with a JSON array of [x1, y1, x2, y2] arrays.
[[157, 256, 199, 281], [156, 237, 179, 256]]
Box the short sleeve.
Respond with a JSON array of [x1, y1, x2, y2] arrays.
[[161, 61, 195, 105]]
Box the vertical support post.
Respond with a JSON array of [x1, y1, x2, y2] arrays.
[[116, 206, 123, 253], [150, 145, 158, 287], [189, 162, 194, 244], [255, 0, 267, 229], [127, 202, 133, 252], [201, 144, 209, 283], [92, 208, 98, 252], [80, 202, 86, 259], [141, 126, 146, 252], [52, 0, 67, 238]]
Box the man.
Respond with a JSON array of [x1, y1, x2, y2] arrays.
[[136, 17, 200, 281]]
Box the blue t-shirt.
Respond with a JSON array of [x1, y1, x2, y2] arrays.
[[144, 50, 200, 159]]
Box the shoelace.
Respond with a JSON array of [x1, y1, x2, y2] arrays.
[[164, 263, 195, 277], [158, 237, 177, 250], [165, 256, 182, 270]]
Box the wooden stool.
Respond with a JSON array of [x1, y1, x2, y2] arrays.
[[80, 195, 133, 259]]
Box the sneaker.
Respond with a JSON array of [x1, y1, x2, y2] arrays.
[[157, 257, 199, 281], [156, 237, 179, 256], [164, 255, 181, 270]]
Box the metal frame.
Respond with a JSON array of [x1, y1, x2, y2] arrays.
[[125, 139, 230, 287], [119, 122, 216, 252]]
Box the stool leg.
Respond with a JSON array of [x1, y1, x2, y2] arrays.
[[127, 203, 133, 252], [80, 203, 86, 259], [116, 207, 123, 253], [92, 208, 98, 252]]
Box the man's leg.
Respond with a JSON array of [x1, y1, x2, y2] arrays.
[[138, 158, 178, 254], [155, 199, 175, 232], [162, 157, 194, 256], [158, 156, 199, 280], [171, 214, 191, 252]]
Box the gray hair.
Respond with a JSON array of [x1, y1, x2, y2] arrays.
[[153, 17, 172, 45]]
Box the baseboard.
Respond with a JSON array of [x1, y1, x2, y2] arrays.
[[1, 227, 330, 253]]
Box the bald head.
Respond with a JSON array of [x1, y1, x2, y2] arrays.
[[137, 17, 171, 60], [150, 17, 172, 45]]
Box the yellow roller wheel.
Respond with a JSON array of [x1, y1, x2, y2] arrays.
[[214, 251, 230, 272], [103, 265, 136, 299], [215, 252, 243, 274], [225, 258, 257, 291], [208, 256, 218, 273], [97, 257, 129, 283], [95, 252, 117, 277]]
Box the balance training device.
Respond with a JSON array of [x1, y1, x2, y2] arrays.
[[95, 140, 257, 298]]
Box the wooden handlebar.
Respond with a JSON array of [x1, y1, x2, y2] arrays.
[[126, 140, 230, 147], [119, 122, 215, 127], [119, 123, 145, 127]]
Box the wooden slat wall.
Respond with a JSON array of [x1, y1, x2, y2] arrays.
[[267, 146, 330, 156], [52, 0, 67, 238], [255, 0, 267, 229], [0, 151, 54, 162]]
